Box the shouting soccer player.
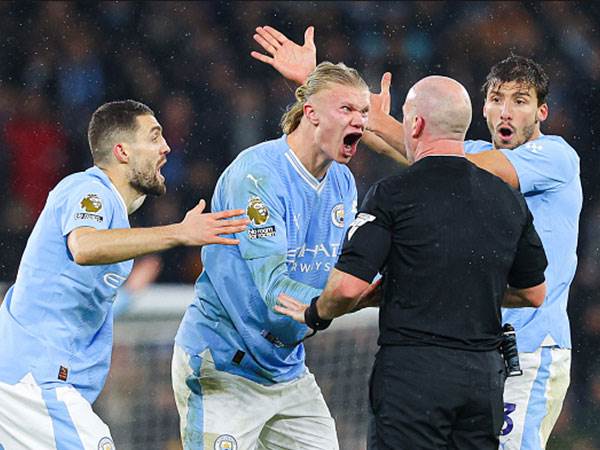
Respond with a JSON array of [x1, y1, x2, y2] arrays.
[[171, 62, 369, 449], [0, 100, 248, 449], [252, 27, 581, 450]]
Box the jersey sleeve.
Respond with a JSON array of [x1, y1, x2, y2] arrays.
[[464, 140, 493, 155], [55, 181, 116, 236], [507, 205, 548, 289], [335, 181, 393, 282], [500, 138, 578, 194], [221, 161, 321, 309]]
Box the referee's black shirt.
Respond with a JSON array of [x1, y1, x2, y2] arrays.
[[336, 156, 547, 351]]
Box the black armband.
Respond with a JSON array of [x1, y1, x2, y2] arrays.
[[304, 296, 333, 331]]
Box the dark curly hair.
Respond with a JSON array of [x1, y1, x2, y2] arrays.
[[482, 55, 549, 106]]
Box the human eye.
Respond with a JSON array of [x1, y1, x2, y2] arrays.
[[341, 105, 351, 113]]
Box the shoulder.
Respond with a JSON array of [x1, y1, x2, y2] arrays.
[[51, 170, 114, 202], [464, 139, 493, 154], [502, 134, 579, 180], [225, 136, 287, 178]]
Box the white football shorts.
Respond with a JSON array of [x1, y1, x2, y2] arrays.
[[499, 347, 570, 450], [0, 373, 114, 450], [171, 344, 339, 450]]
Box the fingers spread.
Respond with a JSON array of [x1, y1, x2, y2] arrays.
[[213, 209, 246, 219], [263, 25, 288, 44], [380, 72, 392, 93], [257, 27, 281, 50], [195, 199, 206, 213], [250, 51, 274, 65], [254, 34, 277, 55], [304, 26, 315, 47]]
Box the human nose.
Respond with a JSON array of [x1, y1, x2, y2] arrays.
[[351, 111, 367, 129], [500, 101, 512, 121]]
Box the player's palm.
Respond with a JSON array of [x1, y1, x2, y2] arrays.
[[251, 26, 316, 85], [181, 200, 248, 246]]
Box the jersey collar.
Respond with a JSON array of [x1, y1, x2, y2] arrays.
[[284, 148, 328, 193]]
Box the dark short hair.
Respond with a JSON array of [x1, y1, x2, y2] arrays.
[[87, 100, 154, 164], [482, 55, 549, 106]]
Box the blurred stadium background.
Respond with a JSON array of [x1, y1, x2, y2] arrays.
[[1, 1, 600, 449]]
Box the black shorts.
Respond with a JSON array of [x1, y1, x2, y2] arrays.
[[369, 345, 506, 450]]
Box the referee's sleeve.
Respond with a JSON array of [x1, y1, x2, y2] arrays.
[[335, 183, 393, 282], [507, 207, 548, 289]]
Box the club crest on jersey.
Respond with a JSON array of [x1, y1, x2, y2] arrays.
[[80, 194, 103, 213], [331, 203, 344, 228], [97, 436, 114, 450], [214, 434, 237, 450], [247, 196, 269, 226]]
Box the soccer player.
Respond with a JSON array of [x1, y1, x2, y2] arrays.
[[171, 62, 369, 449], [0, 100, 248, 449], [252, 28, 582, 450], [276, 74, 548, 450]]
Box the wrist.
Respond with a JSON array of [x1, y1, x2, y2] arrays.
[[304, 296, 333, 331]]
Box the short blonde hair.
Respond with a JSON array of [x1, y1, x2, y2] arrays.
[[280, 62, 368, 134]]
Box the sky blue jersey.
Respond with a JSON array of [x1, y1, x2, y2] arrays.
[[465, 135, 582, 351], [0, 166, 132, 403], [175, 135, 358, 384]]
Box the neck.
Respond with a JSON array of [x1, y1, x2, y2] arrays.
[[98, 165, 145, 215], [287, 123, 332, 180], [414, 138, 465, 162]]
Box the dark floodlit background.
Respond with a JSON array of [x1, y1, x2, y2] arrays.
[[1, 2, 600, 449]]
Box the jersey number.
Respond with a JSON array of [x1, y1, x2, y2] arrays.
[[501, 402, 517, 436]]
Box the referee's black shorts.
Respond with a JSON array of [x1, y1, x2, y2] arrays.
[[369, 344, 506, 450]]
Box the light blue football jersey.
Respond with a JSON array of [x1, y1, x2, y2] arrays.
[[465, 135, 582, 351], [0, 166, 132, 403], [175, 135, 358, 384]]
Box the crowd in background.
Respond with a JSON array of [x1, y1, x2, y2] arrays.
[[1, 2, 600, 448]]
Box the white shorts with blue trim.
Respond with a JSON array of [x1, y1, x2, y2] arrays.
[[499, 347, 570, 450], [171, 345, 339, 450], [0, 373, 114, 450]]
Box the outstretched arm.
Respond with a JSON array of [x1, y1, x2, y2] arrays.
[[68, 199, 249, 265], [251, 25, 316, 86], [366, 72, 408, 162]]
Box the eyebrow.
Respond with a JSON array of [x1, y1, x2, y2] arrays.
[[149, 125, 163, 134], [488, 90, 531, 98]]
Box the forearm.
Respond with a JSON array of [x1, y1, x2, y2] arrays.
[[69, 225, 182, 265], [502, 285, 544, 308], [361, 131, 409, 166], [316, 269, 368, 319], [368, 113, 407, 158], [247, 255, 321, 309]]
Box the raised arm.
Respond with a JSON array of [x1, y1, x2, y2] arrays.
[[251, 25, 316, 86], [366, 72, 408, 163], [68, 199, 248, 265]]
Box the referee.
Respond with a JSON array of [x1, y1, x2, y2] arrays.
[[276, 75, 548, 450]]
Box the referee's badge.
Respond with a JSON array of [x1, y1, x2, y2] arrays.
[[331, 203, 345, 228], [247, 196, 269, 226], [214, 434, 237, 450]]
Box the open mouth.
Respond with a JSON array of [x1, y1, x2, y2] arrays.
[[157, 159, 167, 181], [497, 125, 514, 142], [342, 132, 363, 157]]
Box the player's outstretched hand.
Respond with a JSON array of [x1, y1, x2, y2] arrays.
[[275, 293, 308, 323], [251, 25, 317, 86], [368, 72, 393, 130], [177, 199, 249, 246]]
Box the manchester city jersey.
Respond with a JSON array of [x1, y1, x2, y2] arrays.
[[465, 135, 582, 351], [176, 135, 357, 384], [0, 166, 132, 403]]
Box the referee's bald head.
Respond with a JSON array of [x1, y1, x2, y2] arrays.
[[404, 76, 472, 141]]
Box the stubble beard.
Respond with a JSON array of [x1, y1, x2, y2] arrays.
[[129, 163, 166, 196]]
